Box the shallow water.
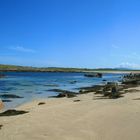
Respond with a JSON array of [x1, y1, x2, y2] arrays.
[[0, 72, 123, 109]]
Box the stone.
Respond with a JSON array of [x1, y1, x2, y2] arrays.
[[0, 109, 28, 116], [73, 100, 81, 102], [48, 89, 77, 98], [0, 94, 23, 99], [38, 102, 46, 105], [84, 73, 102, 78], [0, 125, 3, 129]]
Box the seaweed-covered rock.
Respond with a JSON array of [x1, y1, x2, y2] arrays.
[[0, 94, 23, 99], [122, 73, 140, 85], [56, 92, 77, 98], [73, 100, 81, 102], [38, 102, 46, 105], [94, 82, 124, 99], [84, 73, 102, 78], [49, 89, 77, 98], [0, 109, 28, 116], [0, 125, 3, 129]]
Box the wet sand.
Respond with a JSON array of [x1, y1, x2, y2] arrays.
[[0, 87, 140, 140]]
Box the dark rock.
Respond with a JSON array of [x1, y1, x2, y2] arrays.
[[122, 80, 139, 85], [38, 102, 46, 105], [0, 109, 28, 116], [56, 93, 66, 98], [73, 100, 81, 102], [102, 79, 107, 81], [56, 92, 77, 98], [109, 86, 121, 99], [0, 94, 23, 99], [93, 82, 124, 99], [49, 89, 77, 98], [107, 82, 116, 85], [84, 73, 102, 78], [2, 99, 12, 102], [0, 125, 3, 129], [122, 73, 140, 85]]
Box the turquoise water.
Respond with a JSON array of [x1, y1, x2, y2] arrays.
[[0, 72, 123, 109]]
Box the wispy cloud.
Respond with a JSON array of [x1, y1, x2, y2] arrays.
[[110, 51, 140, 60], [119, 62, 140, 69], [9, 46, 35, 53]]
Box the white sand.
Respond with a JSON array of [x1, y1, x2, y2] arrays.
[[0, 87, 140, 140]]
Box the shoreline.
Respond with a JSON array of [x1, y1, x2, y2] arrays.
[[0, 85, 140, 140], [1, 70, 140, 73]]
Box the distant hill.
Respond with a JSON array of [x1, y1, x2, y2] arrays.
[[0, 64, 139, 73], [0, 64, 93, 72]]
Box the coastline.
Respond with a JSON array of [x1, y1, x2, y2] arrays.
[[0, 85, 140, 140], [1, 64, 140, 73]]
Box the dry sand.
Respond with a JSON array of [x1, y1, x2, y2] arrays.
[[0, 87, 140, 140]]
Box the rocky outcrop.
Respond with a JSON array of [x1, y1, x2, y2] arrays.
[[38, 102, 46, 105], [84, 73, 102, 78], [122, 73, 140, 84], [79, 82, 126, 99], [49, 89, 77, 98], [0, 125, 3, 129]]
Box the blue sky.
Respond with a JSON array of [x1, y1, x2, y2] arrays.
[[0, 0, 140, 68]]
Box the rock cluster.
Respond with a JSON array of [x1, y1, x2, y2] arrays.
[[122, 73, 140, 84], [84, 73, 102, 78]]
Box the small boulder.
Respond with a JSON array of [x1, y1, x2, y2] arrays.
[[0, 125, 3, 129], [73, 100, 81, 102], [0, 109, 28, 116], [38, 102, 46, 105]]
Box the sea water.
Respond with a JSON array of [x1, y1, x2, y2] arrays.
[[0, 72, 123, 109]]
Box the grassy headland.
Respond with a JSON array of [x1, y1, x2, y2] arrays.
[[0, 64, 140, 73]]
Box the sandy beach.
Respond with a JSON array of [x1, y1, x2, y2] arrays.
[[0, 86, 140, 140]]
